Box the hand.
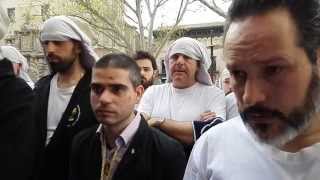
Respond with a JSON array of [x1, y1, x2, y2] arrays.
[[141, 112, 151, 121], [147, 117, 165, 127], [200, 111, 216, 121]]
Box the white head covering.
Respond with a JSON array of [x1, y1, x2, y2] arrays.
[[40, 16, 98, 71], [1, 46, 35, 88], [164, 37, 213, 86]]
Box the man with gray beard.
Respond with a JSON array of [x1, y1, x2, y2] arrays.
[[184, 0, 320, 180]]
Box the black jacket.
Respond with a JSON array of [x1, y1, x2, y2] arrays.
[[0, 59, 37, 180], [33, 70, 98, 180], [69, 116, 187, 180]]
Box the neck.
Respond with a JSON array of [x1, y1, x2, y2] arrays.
[[172, 81, 196, 89], [57, 57, 85, 88], [281, 113, 320, 152], [103, 112, 136, 148]]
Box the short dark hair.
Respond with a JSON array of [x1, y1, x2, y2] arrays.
[[95, 53, 142, 87], [132, 51, 158, 70], [224, 0, 320, 64]]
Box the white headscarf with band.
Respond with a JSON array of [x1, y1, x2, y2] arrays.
[[40, 16, 98, 70], [164, 37, 213, 86], [1, 46, 35, 88]]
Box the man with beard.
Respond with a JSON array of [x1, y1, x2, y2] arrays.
[[184, 0, 320, 180], [133, 51, 158, 89], [33, 16, 98, 180]]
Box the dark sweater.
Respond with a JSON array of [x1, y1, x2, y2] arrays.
[[0, 59, 37, 180], [69, 116, 187, 180]]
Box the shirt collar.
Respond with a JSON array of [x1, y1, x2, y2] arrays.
[[96, 112, 141, 148]]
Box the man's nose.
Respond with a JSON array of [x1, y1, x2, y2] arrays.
[[242, 79, 267, 106], [176, 55, 186, 65], [99, 89, 113, 104], [140, 69, 145, 76]]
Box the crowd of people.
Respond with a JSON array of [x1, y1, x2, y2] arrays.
[[1, 0, 320, 180]]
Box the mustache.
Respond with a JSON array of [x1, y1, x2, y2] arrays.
[[242, 105, 287, 121], [47, 53, 61, 61], [241, 105, 302, 130]]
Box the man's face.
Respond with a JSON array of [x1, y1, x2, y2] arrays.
[[42, 40, 80, 73], [224, 8, 320, 147], [169, 53, 198, 89], [90, 67, 143, 127], [136, 59, 155, 89], [223, 77, 232, 94]]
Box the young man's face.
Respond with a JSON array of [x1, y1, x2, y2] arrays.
[[42, 40, 80, 73], [169, 53, 198, 89], [224, 8, 320, 147], [136, 59, 156, 89], [90, 67, 143, 127]]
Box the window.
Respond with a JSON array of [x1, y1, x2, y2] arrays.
[[7, 8, 15, 22]]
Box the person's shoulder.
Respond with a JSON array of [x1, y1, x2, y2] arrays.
[[34, 74, 54, 89], [226, 92, 236, 100], [198, 83, 224, 94], [73, 125, 100, 146], [148, 83, 170, 91], [143, 83, 171, 96]]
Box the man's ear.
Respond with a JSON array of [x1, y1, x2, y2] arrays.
[[135, 85, 144, 102], [74, 41, 81, 54]]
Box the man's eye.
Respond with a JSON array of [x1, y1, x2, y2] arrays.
[[110, 85, 126, 94], [91, 84, 104, 95], [265, 65, 283, 76], [170, 55, 178, 62], [230, 70, 247, 83]]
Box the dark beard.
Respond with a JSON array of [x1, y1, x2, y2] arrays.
[[142, 78, 154, 89], [240, 69, 320, 147], [48, 55, 76, 73]]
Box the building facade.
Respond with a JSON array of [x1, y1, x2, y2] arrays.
[[0, 0, 138, 81]]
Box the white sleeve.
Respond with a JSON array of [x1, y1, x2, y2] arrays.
[[183, 135, 208, 180], [137, 86, 156, 115], [207, 88, 227, 120]]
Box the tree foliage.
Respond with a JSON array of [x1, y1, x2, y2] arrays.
[[43, 0, 190, 57]]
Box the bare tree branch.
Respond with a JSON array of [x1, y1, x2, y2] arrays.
[[196, 0, 227, 18]]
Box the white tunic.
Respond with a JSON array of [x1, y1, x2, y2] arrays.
[[47, 74, 75, 144], [137, 82, 226, 121], [184, 116, 320, 180]]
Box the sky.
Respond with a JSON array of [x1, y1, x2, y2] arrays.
[[154, 0, 230, 27], [125, 0, 230, 29]]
